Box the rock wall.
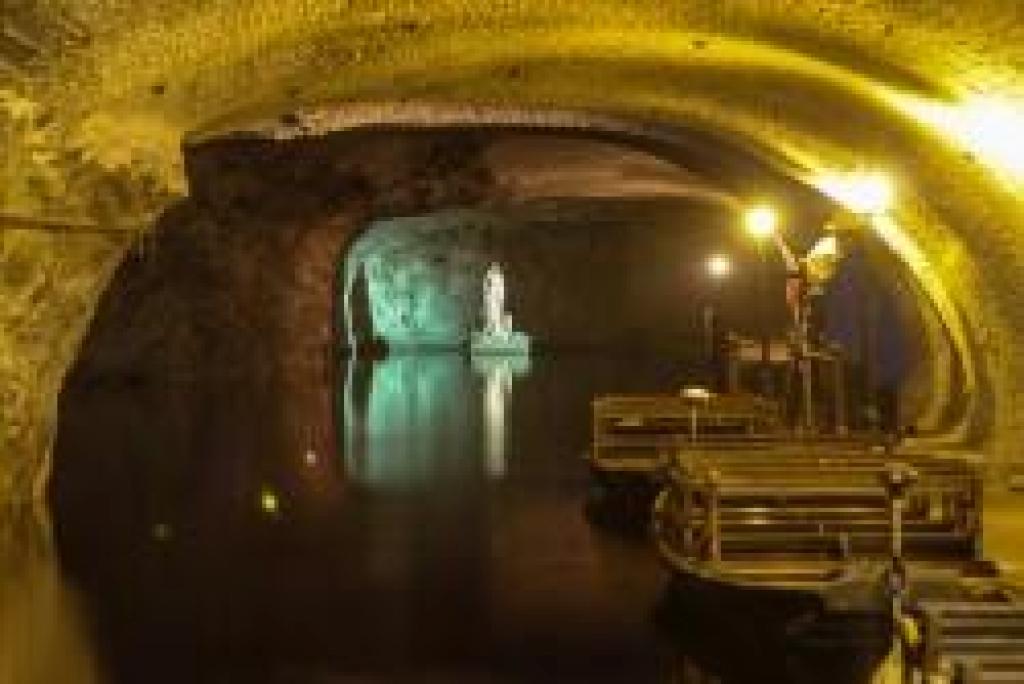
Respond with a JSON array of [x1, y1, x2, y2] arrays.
[[345, 213, 490, 350], [6, 0, 1024, 510], [68, 130, 496, 377], [0, 225, 127, 511]]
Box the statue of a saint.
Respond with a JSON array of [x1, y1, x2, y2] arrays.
[[471, 262, 529, 356], [482, 262, 506, 336]]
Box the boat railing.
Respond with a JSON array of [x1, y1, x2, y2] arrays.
[[909, 600, 1024, 683], [589, 393, 788, 474], [654, 450, 982, 572]]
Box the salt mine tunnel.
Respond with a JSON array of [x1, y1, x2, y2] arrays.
[[3, 2, 1024, 682]]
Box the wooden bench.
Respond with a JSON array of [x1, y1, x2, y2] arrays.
[[914, 601, 1024, 683], [654, 450, 982, 573], [586, 392, 788, 528], [589, 392, 783, 477]]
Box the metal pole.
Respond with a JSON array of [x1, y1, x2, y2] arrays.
[[758, 243, 771, 397], [707, 471, 721, 562], [863, 275, 880, 434], [800, 353, 815, 433], [833, 347, 848, 435], [726, 334, 740, 394], [703, 302, 716, 387]]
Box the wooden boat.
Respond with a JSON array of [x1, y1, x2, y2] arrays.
[[589, 391, 781, 473], [651, 447, 986, 615], [585, 389, 872, 527]]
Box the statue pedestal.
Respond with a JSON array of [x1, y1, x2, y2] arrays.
[[470, 329, 531, 356]]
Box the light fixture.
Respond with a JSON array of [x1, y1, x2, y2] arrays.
[[744, 204, 778, 239], [816, 171, 894, 216], [260, 487, 280, 516], [900, 95, 1024, 182], [706, 253, 733, 280]]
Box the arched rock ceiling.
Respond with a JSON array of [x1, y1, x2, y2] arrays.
[[4, 1, 1024, 506], [484, 135, 728, 204]]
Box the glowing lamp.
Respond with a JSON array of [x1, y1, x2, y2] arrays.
[[259, 487, 280, 515], [706, 253, 733, 280], [744, 205, 777, 239], [901, 95, 1024, 182], [817, 172, 894, 216], [946, 98, 1024, 179]]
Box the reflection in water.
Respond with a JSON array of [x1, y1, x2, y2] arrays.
[[43, 353, 888, 682], [0, 509, 101, 684], [340, 353, 530, 486], [340, 355, 478, 488], [472, 354, 530, 480]]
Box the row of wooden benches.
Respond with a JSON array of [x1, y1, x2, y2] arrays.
[[911, 601, 1024, 683], [652, 449, 982, 569]]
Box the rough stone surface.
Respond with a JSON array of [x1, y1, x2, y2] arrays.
[[62, 132, 498, 458], [0, 224, 126, 510], [6, 1, 1024, 505], [0, 510, 100, 683]]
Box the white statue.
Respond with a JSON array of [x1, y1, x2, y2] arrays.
[[472, 262, 529, 356], [482, 262, 506, 336]]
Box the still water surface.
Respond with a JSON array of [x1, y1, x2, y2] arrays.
[[39, 354, 884, 683]]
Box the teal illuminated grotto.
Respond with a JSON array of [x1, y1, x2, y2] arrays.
[[338, 198, 776, 356]]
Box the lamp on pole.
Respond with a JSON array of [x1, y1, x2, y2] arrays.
[[703, 254, 732, 389], [743, 204, 778, 397]]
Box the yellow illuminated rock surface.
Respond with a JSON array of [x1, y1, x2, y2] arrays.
[[4, 1, 1024, 511]]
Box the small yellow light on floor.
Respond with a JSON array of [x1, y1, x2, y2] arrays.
[[152, 523, 172, 541], [260, 487, 280, 516]]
